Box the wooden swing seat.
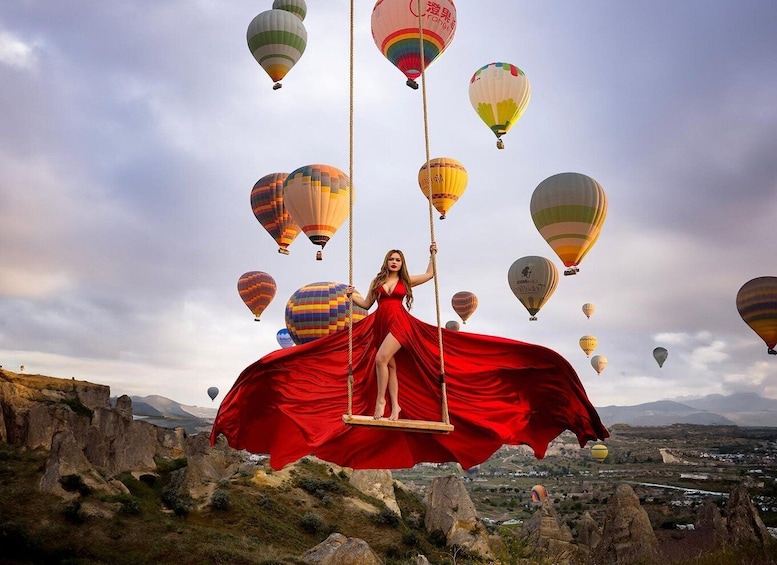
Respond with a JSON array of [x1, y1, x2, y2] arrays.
[[342, 414, 453, 434]]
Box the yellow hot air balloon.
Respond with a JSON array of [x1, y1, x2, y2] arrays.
[[582, 303, 595, 319], [507, 256, 558, 321], [591, 444, 608, 462], [418, 157, 468, 219], [736, 276, 777, 355], [371, 0, 457, 89], [468, 62, 531, 149], [579, 335, 597, 357], [530, 172, 608, 276], [283, 164, 351, 260], [452, 291, 478, 324], [591, 355, 608, 375], [247, 9, 307, 90]]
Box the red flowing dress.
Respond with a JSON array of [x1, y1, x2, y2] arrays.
[[211, 280, 608, 470]]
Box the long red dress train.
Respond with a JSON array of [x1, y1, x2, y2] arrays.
[[211, 280, 609, 470]]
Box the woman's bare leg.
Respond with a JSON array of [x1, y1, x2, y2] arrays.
[[388, 359, 400, 420], [374, 333, 401, 419]]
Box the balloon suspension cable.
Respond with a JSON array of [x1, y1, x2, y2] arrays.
[[416, 0, 449, 426], [346, 0, 355, 418]]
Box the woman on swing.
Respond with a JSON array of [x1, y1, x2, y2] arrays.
[[346, 242, 437, 420]]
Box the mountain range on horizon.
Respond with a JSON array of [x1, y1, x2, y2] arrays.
[[119, 391, 777, 429]]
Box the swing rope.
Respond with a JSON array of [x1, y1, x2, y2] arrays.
[[345, 0, 450, 428]]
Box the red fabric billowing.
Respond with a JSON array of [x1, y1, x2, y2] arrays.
[[211, 281, 609, 470]]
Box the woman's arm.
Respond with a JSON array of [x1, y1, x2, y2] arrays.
[[346, 282, 376, 310], [409, 242, 437, 287]]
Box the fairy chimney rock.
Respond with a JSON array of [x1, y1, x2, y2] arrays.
[[593, 483, 660, 565], [521, 497, 577, 564], [727, 484, 772, 548], [349, 469, 401, 517]]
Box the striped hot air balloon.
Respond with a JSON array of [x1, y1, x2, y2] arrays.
[[238, 271, 277, 321], [579, 335, 598, 357], [591, 444, 608, 462], [507, 256, 558, 321], [530, 485, 548, 503], [468, 62, 531, 149], [247, 9, 307, 90], [285, 282, 368, 345], [272, 0, 307, 21], [530, 172, 608, 276], [283, 164, 351, 260], [251, 172, 300, 255], [452, 291, 478, 324], [371, 0, 457, 89], [418, 157, 468, 219], [736, 276, 777, 355]]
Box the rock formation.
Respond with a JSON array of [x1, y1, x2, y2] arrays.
[[520, 497, 578, 564], [424, 475, 493, 559], [726, 484, 773, 548], [593, 483, 660, 565], [349, 469, 401, 517], [301, 532, 383, 565]]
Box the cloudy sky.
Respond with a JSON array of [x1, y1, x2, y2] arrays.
[[1, 1, 776, 410]]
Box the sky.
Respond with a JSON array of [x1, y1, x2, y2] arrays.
[[1, 1, 776, 410]]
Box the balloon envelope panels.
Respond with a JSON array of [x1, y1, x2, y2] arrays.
[[418, 157, 468, 219], [469, 62, 531, 149], [251, 172, 300, 255], [530, 172, 607, 275], [371, 0, 457, 88], [283, 164, 351, 260], [247, 9, 307, 89], [285, 282, 368, 345], [272, 0, 307, 21], [736, 276, 777, 355], [238, 271, 277, 321], [507, 256, 558, 321]]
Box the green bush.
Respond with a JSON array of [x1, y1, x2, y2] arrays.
[[300, 512, 324, 534], [211, 489, 231, 511]]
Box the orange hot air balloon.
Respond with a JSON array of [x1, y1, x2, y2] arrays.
[[452, 291, 478, 324], [582, 303, 595, 319], [530, 484, 548, 503], [579, 335, 597, 357], [371, 0, 457, 89], [530, 172, 608, 276], [283, 164, 351, 260], [238, 271, 277, 321], [418, 157, 468, 219], [736, 276, 777, 355], [251, 172, 300, 255]]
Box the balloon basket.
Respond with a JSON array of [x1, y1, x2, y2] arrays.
[[406, 79, 419, 90], [254, 318, 261, 322], [273, 82, 282, 90], [769, 348, 776, 355], [278, 248, 290, 255], [496, 139, 504, 150], [316, 250, 322, 261], [564, 267, 579, 276], [529, 316, 537, 321]]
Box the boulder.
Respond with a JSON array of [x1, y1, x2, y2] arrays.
[[424, 475, 493, 559], [301, 532, 383, 565], [349, 469, 401, 517], [592, 483, 660, 565], [521, 497, 578, 564]]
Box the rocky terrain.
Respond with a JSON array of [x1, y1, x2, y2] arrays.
[[2, 367, 777, 564]]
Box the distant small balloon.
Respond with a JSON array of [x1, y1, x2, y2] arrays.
[[530, 484, 548, 503], [591, 355, 608, 375], [276, 328, 295, 348], [579, 335, 598, 357], [591, 444, 608, 462], [445, 320, 460, 331], [582, 303, 595, 319], [207, 387, 219, 401], [653, 347, 668, 368]]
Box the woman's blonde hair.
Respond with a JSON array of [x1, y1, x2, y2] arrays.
[[370, 249, 414, 309]]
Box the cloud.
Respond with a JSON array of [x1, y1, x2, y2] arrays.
[[0, 30, 39, 70]]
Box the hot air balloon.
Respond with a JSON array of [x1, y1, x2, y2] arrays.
[[591, 444, 608, 462], [238, 271, 277, 321], [452, 291, 477, 324], [272, 0, 306, 21], [251, 172, 300, 255], [468, 62, 531, 149], [418, 157, 468, 219], [507, 256, 559, 321], [653, 347, 669, 368], [530, 172, 608, 276], [582, 303, 595, 319], [276, 328, 295, 348], [445, 320, 460, 331], [285, 282, 368, 344], [530, 485, 548, 503], [736, 276, 777, 355], [247, 9, 307, 90], [371, 0, 457, 89], [579, 335, 597, 357], [283, 164, 351, 260], [207, 387, 220, 401], [591, 355, 608, 375]]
